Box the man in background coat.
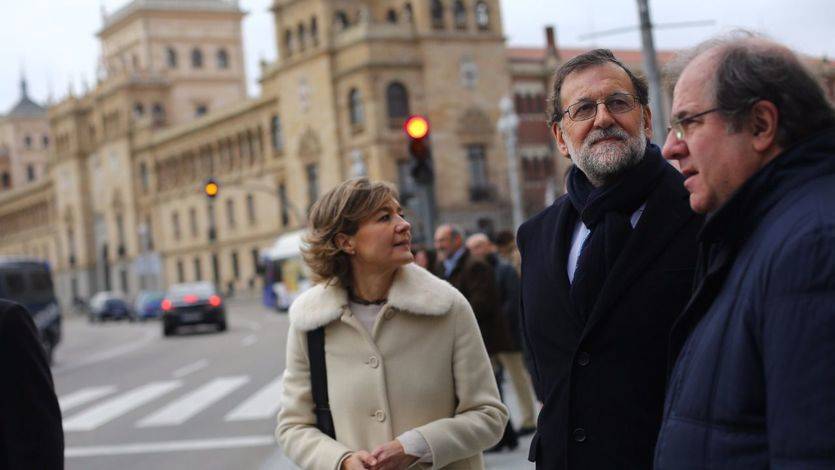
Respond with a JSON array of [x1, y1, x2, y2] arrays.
[[0, 300, 64, 469], [516, 49, 702, 469], [654, 33, 835, 468], [434, 224, 518, 451]]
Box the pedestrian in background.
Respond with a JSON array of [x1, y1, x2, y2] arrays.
[[434, 224, 518, 452], [0, 300, 64, 470], [276, 178, 507, 470], [411, 245, 439, 277], [517, 49, 702, 469], [654, 32, 835, 468], [493, 230, 521, 275], [467, 233, 538, 436]]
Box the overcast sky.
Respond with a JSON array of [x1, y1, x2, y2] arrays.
[[2, 0, 832, 112]]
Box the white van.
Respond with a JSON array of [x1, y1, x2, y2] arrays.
[[260, 230, 312, 312]]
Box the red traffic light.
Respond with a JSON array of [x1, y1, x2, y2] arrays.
[[404, 115, 430, 140]]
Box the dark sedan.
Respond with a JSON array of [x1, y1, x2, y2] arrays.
[[162, 282, 227, 336], [89, 292, 133, 322]]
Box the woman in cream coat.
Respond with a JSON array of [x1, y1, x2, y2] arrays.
[[276, 178, 507, 470]]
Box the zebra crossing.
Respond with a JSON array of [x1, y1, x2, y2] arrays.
[[60, 375, 284, 432]]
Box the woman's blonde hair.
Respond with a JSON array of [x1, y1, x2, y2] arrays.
[[302, 177, 399, 287]]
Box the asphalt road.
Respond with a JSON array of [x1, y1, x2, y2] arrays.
[[53, 297, 534, 469]]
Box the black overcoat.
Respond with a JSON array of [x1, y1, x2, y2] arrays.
[[0, 300, 64, 470], [517, 163, 702, 469]]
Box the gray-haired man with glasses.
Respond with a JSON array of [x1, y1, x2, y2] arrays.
[[516, 48, 702, 469]]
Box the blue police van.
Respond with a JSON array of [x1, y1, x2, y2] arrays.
[[0, 257, 62, 364]]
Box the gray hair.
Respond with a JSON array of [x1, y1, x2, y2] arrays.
[[666, 30, 835, 147], [548, 48, 649, 127]]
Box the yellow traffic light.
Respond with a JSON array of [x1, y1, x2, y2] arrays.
[[404, 115, 430, 140], [204, 179, 219, 198]]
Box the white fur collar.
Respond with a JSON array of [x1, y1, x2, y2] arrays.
[[289, 263, 457, 331]]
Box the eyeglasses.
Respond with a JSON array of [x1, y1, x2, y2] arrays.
[[667, 108, 721, 140], [562, 93, 639, 122]]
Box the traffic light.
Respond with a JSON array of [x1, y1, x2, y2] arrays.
[[204, 178, 219, 198], [404, 115, 433, 184]]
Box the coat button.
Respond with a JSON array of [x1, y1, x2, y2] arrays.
[[384, 310, 394, 320], [577, 351, 590, 366], [374, 410, 386, 422], [573, 428, 586, 442], [368, 356, 379, 368]]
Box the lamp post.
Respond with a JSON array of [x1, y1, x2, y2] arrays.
[[497, 96, 524, 231]]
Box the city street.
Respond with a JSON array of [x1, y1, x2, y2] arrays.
[[53, 297, 534, 469]]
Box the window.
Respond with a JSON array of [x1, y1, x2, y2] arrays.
[[386, 82, 410, 120], [231, 251, 240, 280], [139, 162, 149, 190], [246, 194, 256, 225], [284, 30, 293, 56], [278, 183, 290, 226], [297, 23, 306, 51], [348, 88, 364, 127], [152, 103, 166, 124], [226, 198, 236, 228], [133, 102, 145, 118], [24, 135, 32, 149], [431, 0, 444, 29], [467, 144, 490, 200], [334, 10, 349, 31], [453, 1, 467, 30], [42, 135, 49, 148], [306, 164, 319, 210], [177, 259, 184, 283], [1, 172, 8, 189], [120, 268, 129, 293], [310, 17, 319, 46], [475, 1, 490, 30], [386, 9, 398, 23], [195, 104, 208, 117], [404, 3, 413, 22], [191, 48, 203, 68], [116, 213, 126, 250], [270, 115, 283, 152], [251, 248, 260, 276], [172, 211, 181, 241], [194, 257, 202, 281], [26, 164, 35, 182], [217, 48, 229, 69], [189, 207, 198, 238], [166, 47, 178, 68]]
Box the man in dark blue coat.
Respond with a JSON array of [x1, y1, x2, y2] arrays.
[[655, 33, 835, 468], [516, 49, 702, 469]]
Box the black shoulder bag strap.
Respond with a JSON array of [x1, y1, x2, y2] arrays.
[[306, 326, 335, 439]]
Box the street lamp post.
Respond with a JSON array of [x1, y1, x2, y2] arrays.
[[498, 96, 525, 231]]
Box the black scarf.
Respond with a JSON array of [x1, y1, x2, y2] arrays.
[[567, 142, 666, 321]]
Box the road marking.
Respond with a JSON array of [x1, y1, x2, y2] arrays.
[[241, 334, 258, 347], [172, 359, 210, 378], [225, 377, 283, 421], [53, 329, 158, 376], [63, 381, 182, 432], [137, 376, 250, 427], [59, 386, 118, 413], [65, 435, 275, 457]]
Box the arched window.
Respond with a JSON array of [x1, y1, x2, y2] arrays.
[[334, 10, 350, 31], [297, 23, 306, 51], [166, 47, 177, 68], [348, 88, 364, 126], [310, 17, 319, 46], [404, 3, 414, 23], [191, 48, 203, 68], [42, 135, 49, 148], [24, 135, 32, 149], [152, 103, 166, 125], [386, 82, 410, 119], [453, 1, 467, 30], [475, 1, 490, 30], [284, 30, 293, 56], [431, 0, 444, 29], [386, 9, 398, 23], [133, 102, 145, 118], [217, 48, 229, 69]]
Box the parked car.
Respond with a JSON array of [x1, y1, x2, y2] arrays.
[[162, 282, 227, 336], [134, 291, 165, 321], [89, 291, 133, 322], [0, 257, 62, 365]]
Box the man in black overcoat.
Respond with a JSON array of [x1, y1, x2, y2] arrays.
[[516, 49, 702, 469], [0, 300, 64, 469]]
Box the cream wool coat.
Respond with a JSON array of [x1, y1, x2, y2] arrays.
[[276, 263, 508, 470]]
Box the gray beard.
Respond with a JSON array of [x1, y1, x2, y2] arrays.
[[564, 124, 647, 186]]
